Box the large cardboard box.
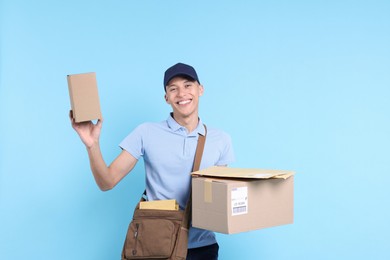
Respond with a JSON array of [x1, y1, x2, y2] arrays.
[[67, 72, 102, 123], [191, 167, 294, 234]]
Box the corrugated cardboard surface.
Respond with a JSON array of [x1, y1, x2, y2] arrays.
[[192, 167, 294, 234], [139, 199, 179, 210], [67, 72, 102, 123], [192, 166, 294, 179]]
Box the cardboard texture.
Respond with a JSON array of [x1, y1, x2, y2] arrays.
[[67, 72, 102, 123], [191, 167, 294, 234], [139, 199, 179, 210]]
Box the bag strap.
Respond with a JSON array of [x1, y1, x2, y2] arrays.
[[193, 125, 207, 173], [183, 124, 207, 229], [138, 124, 207, 228]]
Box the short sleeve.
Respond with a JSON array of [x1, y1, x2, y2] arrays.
[[216, 132, 235, 166], [119, 124, 146, 160]]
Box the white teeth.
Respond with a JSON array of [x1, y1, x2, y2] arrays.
[[178, 100, 191, 105]]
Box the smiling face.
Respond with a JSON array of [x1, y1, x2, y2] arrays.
[[164, 76, 204, 123]]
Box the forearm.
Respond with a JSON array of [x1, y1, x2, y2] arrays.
[[86, 143, 115, 191]]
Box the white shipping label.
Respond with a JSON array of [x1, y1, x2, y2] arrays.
[[231, 187, 248, 216]]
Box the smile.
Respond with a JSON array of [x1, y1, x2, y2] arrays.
[[177, 99, 191, 105]]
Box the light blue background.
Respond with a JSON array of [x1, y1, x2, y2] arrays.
[[1, 0, 389, 259]]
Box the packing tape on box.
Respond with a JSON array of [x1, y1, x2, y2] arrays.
[[204, 179, 213, 203]]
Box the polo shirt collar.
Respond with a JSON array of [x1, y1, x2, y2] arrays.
[[167, 113, 206, 137]]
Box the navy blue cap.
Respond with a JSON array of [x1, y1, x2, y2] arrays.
[[163, 63, 200, 91]]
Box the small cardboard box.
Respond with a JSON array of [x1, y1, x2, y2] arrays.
[[191, 167, 294, 234], [67, 72, 102, 123], [139, 199, 179, 210]]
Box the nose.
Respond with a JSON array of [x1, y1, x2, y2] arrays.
[[177, 86, 186, 97]]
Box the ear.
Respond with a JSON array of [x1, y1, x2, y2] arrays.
[[199, 84, 204, 96], [164, 94, 170, 104]]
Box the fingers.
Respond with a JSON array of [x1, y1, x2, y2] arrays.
[[69, 109, 102, 130], [69, 110, 77, 128], [68, 110, 87, 130], [96, 117, 103, 128]]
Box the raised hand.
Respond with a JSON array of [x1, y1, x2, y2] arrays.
[[69, 110, 103, 148]]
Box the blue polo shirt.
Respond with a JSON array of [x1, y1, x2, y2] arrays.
[[119, 114, 235, 248]]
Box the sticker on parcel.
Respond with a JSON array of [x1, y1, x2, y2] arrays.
[[231, 187, 248, 216]]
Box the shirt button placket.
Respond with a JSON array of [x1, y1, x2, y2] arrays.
[[183, 137, 187, 157]]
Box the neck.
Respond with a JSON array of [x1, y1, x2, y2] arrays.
[[171, 112, 199, 133]]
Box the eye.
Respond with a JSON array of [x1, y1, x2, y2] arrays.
[[169, 87, 177, 92]]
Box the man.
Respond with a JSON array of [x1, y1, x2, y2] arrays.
[[70, 63, 234, 259]]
